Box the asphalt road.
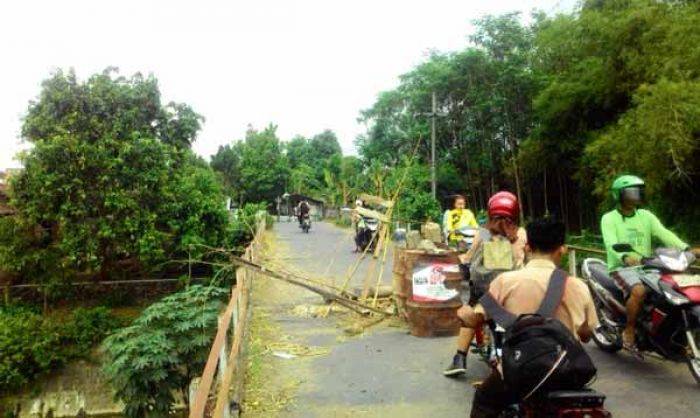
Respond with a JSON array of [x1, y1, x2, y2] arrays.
[[250, 220, 700, 417]]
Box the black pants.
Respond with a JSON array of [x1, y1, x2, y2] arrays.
[[470, 369, 518, 418]]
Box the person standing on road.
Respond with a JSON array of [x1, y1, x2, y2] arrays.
[[469, 217, 599, 417], [352, 199, 364, 252], [444, 191, 526, 377], [442, 195, 478, 245], [601, 175, 698, 352]]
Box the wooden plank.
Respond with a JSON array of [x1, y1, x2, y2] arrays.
[[355, 206, 389, 223], [359, 193, 393, 208], [189, 286, 240, 418]]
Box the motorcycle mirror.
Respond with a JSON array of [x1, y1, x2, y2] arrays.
[[613, 243, 634, 253]]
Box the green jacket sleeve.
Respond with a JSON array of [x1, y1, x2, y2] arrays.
[[647, 211, 688, 250], [601, 213, 627, 268]]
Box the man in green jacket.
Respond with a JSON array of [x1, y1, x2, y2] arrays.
[[602, 175, 698, 350]]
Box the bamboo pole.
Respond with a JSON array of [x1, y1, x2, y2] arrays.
[[229, 255, 389, 316], [372, 228, 391, 307]]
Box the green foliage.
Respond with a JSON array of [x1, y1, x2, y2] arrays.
[[22, 68, 202, 149], [233, 125, 289, 205], [358, 1, 700, 240], [102, 285, 228, 417], [0, 306, 121, 392], [1, 69, 229, 284], [397, 191, 442, 225], [228, 203, 269, 248], [210, 144, 240, 197], [0, 307, 64, 391], [212, 128, 349, 209], [62, 307, 123, 355]]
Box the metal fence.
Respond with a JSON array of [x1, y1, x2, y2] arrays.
[[189, 214, 266, 418]]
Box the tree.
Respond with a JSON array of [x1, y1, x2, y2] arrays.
[[236, 124, 289, 204], [309, 130, 342, 160], [21, 68, 202, 149], [2, 69, 228, 283], [210, 144, 241, 197]]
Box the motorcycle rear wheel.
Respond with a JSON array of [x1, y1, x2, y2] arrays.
[[685, 329, 700, 386]]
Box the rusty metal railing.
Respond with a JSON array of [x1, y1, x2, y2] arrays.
[[190, 214, 266, 418]]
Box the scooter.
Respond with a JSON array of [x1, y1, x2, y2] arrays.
[[300, 214, 311, 233], [582, 244, 700, 385]]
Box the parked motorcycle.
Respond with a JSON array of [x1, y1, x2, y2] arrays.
[[300, 214, 311, 233], [582, 244, 700, 384], [355, 216, 379, 251]]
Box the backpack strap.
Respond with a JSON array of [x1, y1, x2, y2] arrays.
[[479, 292, 517, 328], [536, 269, 568, 318]]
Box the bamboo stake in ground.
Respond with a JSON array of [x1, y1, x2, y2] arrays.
[[372, 229, 391, 307], [360, 224, 387, 301]]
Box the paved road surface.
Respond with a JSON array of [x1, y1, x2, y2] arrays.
[[247, 221, 700, 417]]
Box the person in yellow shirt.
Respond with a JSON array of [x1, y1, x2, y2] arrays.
[[443, 195, 478, 244]]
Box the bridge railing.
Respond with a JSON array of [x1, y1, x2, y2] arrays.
[[190, 213, 266, 418]]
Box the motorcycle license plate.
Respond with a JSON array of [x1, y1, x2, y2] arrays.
[[674, 275, 700, 288]]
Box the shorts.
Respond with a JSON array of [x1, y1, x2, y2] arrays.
[[613, 269, 643, 298]]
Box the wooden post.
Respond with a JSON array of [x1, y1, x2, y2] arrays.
[[569, 248, 577, 277]]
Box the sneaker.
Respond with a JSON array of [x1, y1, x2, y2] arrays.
[[443, 353, 467, 377]]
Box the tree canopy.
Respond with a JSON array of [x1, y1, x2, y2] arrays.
[[357, 0, 700, 239], [1, 69, 230, 284]]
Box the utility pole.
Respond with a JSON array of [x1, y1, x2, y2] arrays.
[[431, 92, 437, 199]]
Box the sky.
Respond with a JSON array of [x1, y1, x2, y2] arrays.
[[0, 0, 577, 169]]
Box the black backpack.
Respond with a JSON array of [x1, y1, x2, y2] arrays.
[[480, 269, 597, 400]]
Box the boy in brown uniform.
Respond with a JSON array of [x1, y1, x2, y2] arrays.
[[470, 218, 599, 418]]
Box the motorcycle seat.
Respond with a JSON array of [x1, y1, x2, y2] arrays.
[[588, 263, 624, 302]]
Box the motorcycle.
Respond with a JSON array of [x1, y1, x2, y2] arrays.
[[582, 244, 700, 384], [452, 226, 478, 253], [355, 216, 379, 251], [300, 214, 311, 233], [474, 320, 610, 417]]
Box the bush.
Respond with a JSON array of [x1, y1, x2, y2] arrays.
[[0, 306, 120, 392], [0, 307, 64, 391], [227, 203, 268, 249], [102, 285, 228, 418]]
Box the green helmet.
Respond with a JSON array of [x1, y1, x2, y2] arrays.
[[611, 175, 645, 201]]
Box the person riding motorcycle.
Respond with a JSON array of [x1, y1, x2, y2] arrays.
[[297, 200, 311, 226], [442, 194, 478, 245], [470, 217, 599, 418], [601, 175, 700, 352], [444, 191, 527, 377]]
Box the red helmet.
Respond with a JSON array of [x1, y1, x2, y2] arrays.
[[488, 191, 519, 220]]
